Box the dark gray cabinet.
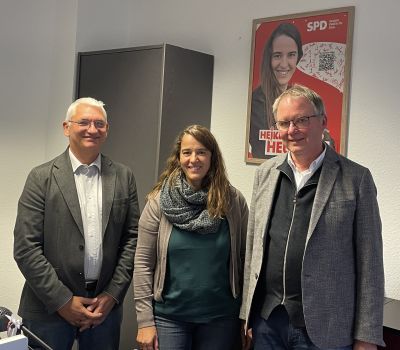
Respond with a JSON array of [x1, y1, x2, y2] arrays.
[[75, 44, 214, 349], [76, 44, 214, 208]]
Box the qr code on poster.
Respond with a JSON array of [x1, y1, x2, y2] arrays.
[[319, 51, 335, 71]]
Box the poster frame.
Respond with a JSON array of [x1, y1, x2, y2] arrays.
[[245, 7, 355, 164]]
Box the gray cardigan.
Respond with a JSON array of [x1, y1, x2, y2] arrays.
[[133, 186, 248, 328]]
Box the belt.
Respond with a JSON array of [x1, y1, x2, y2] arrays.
[[84, 280, 98, 291]]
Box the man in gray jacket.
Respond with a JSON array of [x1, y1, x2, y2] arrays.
[[240, 85, 384, 350], [14, 97, 139, 349]]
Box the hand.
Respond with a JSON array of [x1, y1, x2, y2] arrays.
[[57, 296, 102, 328], [353, 340, 377, 350], [80, 293, 116, 331], [241, 321, 252, 350], [137, 326, 159, 350]]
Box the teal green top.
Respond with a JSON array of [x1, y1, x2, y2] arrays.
[[154, 219, 240, 322]]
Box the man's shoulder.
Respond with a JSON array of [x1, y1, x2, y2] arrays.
[[325, 147, 370, 175], [29, 151, 68, 175], [257, 153, 286, 173], [101, 154, 135, 176], [101, 154, 135, 181], [20, 152, 69, 193]]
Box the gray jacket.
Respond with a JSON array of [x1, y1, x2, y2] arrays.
[[240, 146, 385, 348], [14, 150, 139, 320], [133, 186, 248, 328]]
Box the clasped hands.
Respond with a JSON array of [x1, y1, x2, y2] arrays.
[[57, 293, 116, 331]]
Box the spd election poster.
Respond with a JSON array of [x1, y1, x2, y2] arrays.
[[246, 7, 354, 163]]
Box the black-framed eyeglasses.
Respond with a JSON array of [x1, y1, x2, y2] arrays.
[[274, 115, 321, 131], [69, 119, 107, 129]]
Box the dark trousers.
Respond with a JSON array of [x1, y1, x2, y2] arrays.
[[23, 306, 122, 350], [252, 305, 352, 350]]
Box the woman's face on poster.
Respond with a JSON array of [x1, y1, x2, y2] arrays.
[[271, 34, 299, 90]]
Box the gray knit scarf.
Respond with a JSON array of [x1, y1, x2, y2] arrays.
[[159, 174, 221, 234]]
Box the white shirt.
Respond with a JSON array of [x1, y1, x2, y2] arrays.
[[69, 149, 103, 281], [287, 147, 326, 192]]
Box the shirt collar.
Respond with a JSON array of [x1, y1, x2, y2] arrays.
[[287, 144, 326, 175], [69, 148, 102, 173]]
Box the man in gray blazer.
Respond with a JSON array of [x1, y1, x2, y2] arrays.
[[240, 85, 384, 350], [14, 97, 140, 349]]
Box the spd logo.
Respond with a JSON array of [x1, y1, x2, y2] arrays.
[[307, 21, 328, 31]]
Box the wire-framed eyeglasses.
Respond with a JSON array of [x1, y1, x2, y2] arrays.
[[69, 119, 107, 129], [274, 115, 321, 131]]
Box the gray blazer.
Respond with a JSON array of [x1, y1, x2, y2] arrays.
[[14, 149, 140, 321], [240, 146, 384, 348]]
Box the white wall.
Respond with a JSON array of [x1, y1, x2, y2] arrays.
[[0, 0, 398, 330], [0, 0, 77, 315]]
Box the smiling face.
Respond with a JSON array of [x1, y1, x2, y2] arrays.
[[276, 95, 326, 167], [63, 103, 108, 164], [271, 34, 299, 90], [179, 134, 211, 190]]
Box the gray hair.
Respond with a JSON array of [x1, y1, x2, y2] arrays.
[[65, 97, 107, 121], [272, 84, 326, 119]]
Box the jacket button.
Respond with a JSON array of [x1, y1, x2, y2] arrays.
[[255, 273, 258, 280], [79, 245, 84, 250]]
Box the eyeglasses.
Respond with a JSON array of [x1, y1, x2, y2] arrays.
[[69, 119, 107, 129], [274, 115, 320, 131]]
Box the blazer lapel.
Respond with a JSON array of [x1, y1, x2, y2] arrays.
[[53, 150, 84, 235], [101, 155, 116, 236], [306, 147, 340, 243]]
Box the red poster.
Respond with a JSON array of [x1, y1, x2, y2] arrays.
[[246, 7, 354, 163]]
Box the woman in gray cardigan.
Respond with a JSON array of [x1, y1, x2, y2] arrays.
[[133, 125, 248, 350]]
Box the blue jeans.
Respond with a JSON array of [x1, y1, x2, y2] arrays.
[[252, 306, 352, 350], [155, 315, 241, 350], [23, 306, 122, 350]]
